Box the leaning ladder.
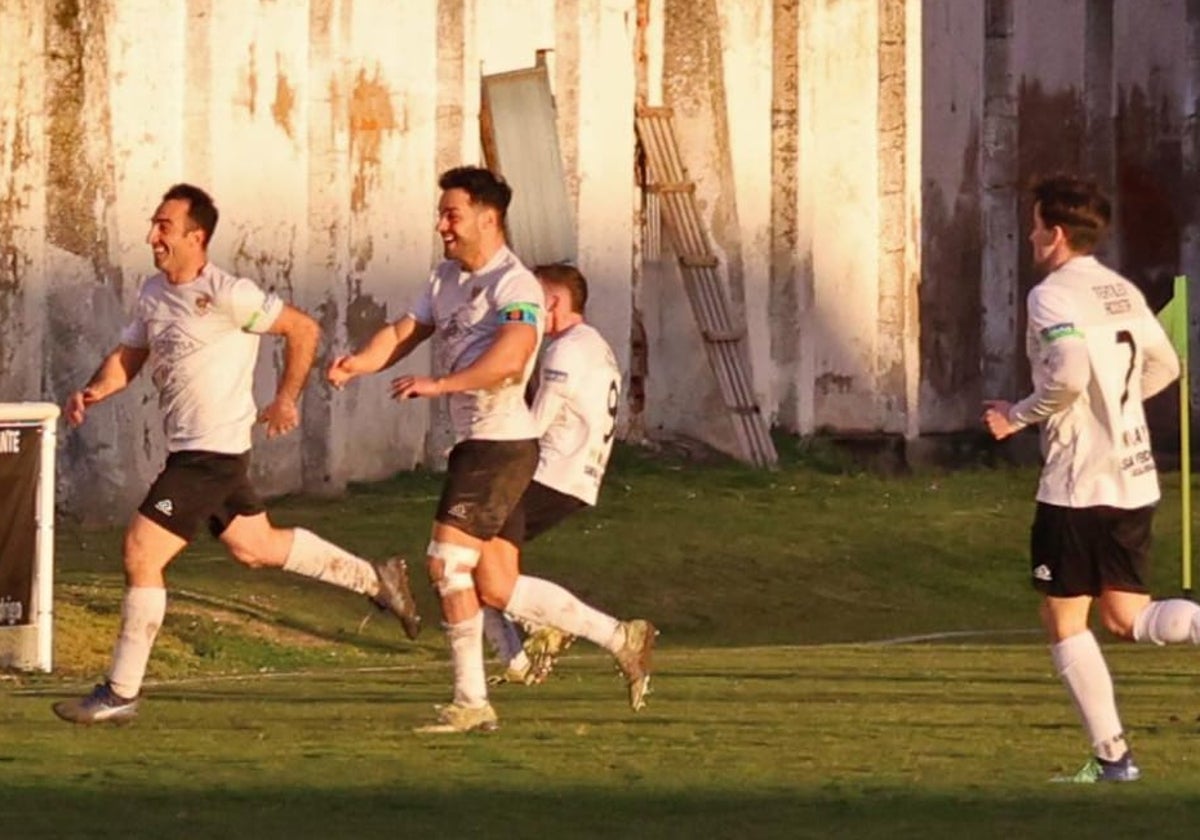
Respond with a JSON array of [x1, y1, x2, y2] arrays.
[[635, 106, 778, 468]]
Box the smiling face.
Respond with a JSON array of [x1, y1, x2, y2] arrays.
[[436, 188, 501, 271], [146, 198, 207, 283]]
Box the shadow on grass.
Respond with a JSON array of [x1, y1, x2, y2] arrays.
[[2, 785, 1199, 840]]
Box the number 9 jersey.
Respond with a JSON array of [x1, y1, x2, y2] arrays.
[[530, 323, 622, 506], [1011, 255, 1181, 509]]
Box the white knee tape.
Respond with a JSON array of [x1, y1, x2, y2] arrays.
[[428, 540, 480, 596]]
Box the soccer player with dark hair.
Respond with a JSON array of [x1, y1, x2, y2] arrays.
[[53, 183, 420, 725], [983, 174, 1190, 782]]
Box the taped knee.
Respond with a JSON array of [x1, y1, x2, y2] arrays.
[[427, 540, 480, 597]]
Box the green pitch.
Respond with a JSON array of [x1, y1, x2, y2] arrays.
[[2, 441, 1199, 838]]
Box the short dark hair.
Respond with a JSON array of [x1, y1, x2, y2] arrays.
[[438, 166, 512, 221], [1031, 175, 1110, 253], [534, 263, 588, 314], [162, 183, 219, 245]]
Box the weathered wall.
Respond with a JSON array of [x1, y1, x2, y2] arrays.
[[0, 0, 45, 405], [4, 0, 1200, 521]]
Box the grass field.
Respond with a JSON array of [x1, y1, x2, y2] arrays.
[[3, 439, 1200, 838]]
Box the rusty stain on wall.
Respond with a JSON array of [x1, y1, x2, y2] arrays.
[[240, 43, 259, 116], [1116, 82, 1181, 298], [920, 120, 982, 418], [349, 68, 397, 213], [272, 54, 296, 138]]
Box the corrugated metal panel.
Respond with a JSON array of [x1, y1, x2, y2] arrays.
[[481, 62, 577, 266]]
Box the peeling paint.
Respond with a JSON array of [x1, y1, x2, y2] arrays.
[[241, 43, 258, 116], [271, 54, 296, 138], [816, 372, 854, 395], [344, 292, 388, 350], [349, 68, 398, 213]]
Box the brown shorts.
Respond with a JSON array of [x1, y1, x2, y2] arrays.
[[139, 450, 265, 541], [435, 438, 539, 541], [496, 480, 588, 546]]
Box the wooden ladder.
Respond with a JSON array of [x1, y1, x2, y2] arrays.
[[635, 106, 778, 468]]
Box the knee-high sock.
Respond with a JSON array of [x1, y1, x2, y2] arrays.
[[283, 528, 379, 596], [482, 606, 525, 664], [504, 576, 622, 653], [1132, 599, 1200, 644], [447, 611, 488, 707], [1051, 630, 1127, 761], [108, 587, 167, 699]]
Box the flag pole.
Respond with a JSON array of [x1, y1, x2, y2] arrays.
[[1175, 275, 1192, 598]]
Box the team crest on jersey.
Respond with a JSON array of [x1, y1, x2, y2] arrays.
[[194, 294, 213, 314]]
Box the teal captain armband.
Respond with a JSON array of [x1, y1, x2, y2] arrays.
[[497, 302, 540, 325], [1039, 322, 1084, 343]]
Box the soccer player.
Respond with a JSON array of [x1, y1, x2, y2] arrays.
[[52, 184, 420, 726], [982, 174, 1196, 782], [476, 263, 657, 711], [327, 166, 544, 733]]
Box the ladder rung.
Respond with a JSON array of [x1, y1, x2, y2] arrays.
[[645, 181, 695, 195], [701, 328, 745, 343], [678, 254, 718, 269], [636, 105, 674, 118]]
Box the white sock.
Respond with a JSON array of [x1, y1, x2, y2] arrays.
[[1132, 599, 1200, 644], [446, 611, 488, 707], [108, 587, 167, 699], [283, 528, 379, 596], [505, 576, 622, 653], [482, 606, 525, 664], [1051, 630, 1127, 761]]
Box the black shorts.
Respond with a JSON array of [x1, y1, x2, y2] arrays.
[[1029, 502, 1154, 597], [435, 438, 539, 541], [496, 481, 588, 546], [139, 450, 265, 541]]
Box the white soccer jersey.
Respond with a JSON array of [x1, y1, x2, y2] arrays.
[[1010, 255, 1179, 508], [120, 263, 284, 454], [531, 323, 621, 505], [409, 245, 543, 442]]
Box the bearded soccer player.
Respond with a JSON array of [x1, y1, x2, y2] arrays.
[[983, 174, 1192, 782], [53, 183, 419, 725], [328, 167, 545, 733]]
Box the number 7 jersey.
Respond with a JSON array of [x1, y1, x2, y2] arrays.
[[530, 323, 622, 506], [1013, 255, 1180, 509]]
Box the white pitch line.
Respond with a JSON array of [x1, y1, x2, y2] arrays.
[[8, 629, 1046, 697]]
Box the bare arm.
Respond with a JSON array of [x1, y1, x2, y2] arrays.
[[64, 344, 149, 428], [392, 322, 538, 400], [327, 316, 434, 389], [257, 303, 319, 438]]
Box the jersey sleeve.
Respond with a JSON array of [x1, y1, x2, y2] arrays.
[[407, 272, 437, 325], [1009, 285, 1091, 427], [1139, 310, 1181, 400], [118, 315, 148, 348], [493, 270, 543, 328], [530, 340, 574, 437], [227, 277, 285, 334]]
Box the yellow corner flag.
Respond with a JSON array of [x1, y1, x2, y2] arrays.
[[1157, 275, 1191, 595]]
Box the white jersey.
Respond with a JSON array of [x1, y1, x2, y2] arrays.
[[531, 323, 621, 505], [409, 246, 543, 442], [120, 263, 284, 454], [1010, 255, 1179, 509]]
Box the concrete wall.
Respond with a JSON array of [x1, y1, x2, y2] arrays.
[[2, 0, 1199, 522]]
